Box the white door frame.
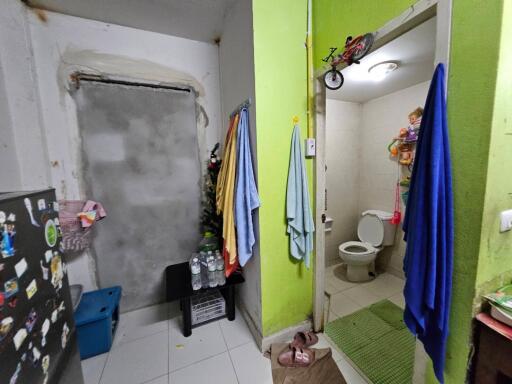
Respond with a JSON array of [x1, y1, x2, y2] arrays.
[[312, 0, 452, 332]]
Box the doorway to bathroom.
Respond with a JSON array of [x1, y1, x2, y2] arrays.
[[313, 0, 452, 382]]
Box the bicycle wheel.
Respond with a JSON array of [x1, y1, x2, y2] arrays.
[[323, 69, 344, 90], [352, 33, 374, 61]]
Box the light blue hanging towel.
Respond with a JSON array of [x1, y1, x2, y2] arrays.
[[234, 108, 260, 267], [286, 124, 314, 268]]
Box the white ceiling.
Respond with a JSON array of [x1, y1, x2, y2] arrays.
[[30, 0, 239, 43], [327, 17, 436, 103]]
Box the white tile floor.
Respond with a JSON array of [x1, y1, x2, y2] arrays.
[[324, 264, 406, 323], [81, 302, 367, 384]]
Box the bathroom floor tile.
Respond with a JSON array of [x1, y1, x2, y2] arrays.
[[389, 292, 406, 309], [330, 292, 362, 318], [336, 356, 368, 384], [81, 353, 108, 384], [343, 285, 381, 307], [363, 273, 404, 299], [316, 333, 343, 362], [219, 309, 254, 349], [169, 319, 227, 371], [143, 374, 168, 384], [100, 332, 168, 384], [113, 303, 169, 347], [169, 352, 238, 384], [230, 341, 273, 384]]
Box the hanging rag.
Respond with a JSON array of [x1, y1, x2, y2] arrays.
[[216, 114, 239, 276], [77, 200, 107, 228], [286, 124, 314, 268], [234, 108, 260, 267], [402, 63, 453, 383]]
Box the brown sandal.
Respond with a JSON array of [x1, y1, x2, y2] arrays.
[[291, 331, 319, 348], [278, 346, 315, 367]]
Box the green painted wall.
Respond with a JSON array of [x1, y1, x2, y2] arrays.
[[252, 0, 314, 336], [476, 0, 512, 288], [313, 1, 507, 383], [313, 0, 416, 68]]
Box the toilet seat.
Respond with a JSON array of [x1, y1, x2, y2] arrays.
[[339, 241, 376, 256]]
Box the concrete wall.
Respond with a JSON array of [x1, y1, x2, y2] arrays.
[[219, 0, 262, 336], [0, 4, 222, 296], [75, 83, 201, 311], [325, 100, 361, 267]]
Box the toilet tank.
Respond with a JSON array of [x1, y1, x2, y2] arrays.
[[362, 210, 396, 246]]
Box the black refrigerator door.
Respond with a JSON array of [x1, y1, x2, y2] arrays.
[[0, 189, 83, 384]]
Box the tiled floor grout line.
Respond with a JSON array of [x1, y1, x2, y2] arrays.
[[97, 351, 111, 384], [218, 321, 241, 384], [112, 328, 169, 350], [139, 373, 168, 384]]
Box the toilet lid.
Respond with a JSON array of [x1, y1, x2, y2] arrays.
[[357, 213, 384, 247]]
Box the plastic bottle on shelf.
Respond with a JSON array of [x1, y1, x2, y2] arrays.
[[207, 252, 217, 288], [199, 232, 219, 253], [190, 257, 202, 291], [199, 251, 209, 289], [215, 251, 226, 286]]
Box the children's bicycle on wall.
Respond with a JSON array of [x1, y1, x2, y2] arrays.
[[322, 33, 374, 90]]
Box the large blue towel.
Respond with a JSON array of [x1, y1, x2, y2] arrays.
[[234, 108, 260, 267], [286, 124, 314, 268], [403, 64, 454, 383]]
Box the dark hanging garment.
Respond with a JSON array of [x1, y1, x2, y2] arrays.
[[402, 63, 454, 383]]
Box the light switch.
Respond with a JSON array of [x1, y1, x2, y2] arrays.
[[500, 209, 512, 233], [305, 138, 316, 157]]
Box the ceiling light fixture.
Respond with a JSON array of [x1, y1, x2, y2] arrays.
[[368, 61, 399, 81]]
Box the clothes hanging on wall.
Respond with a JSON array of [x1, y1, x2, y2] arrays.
[[286, 124, 314, 268], [216, 106, 260, 276], [402, 63, 453, 384], [235, 108, 260, 267], [216, 114, 239, 276]]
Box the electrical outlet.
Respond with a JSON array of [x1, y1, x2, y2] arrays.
[[500, 209, 512, 233], [305, 138, 316, 157]]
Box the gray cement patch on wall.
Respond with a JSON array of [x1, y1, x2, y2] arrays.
[[74, 81, 201, 311]]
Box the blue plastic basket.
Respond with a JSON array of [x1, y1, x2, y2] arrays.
[[74, 286, 121, 359]]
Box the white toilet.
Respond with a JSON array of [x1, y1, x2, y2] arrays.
[[338, 210, 396, 282]]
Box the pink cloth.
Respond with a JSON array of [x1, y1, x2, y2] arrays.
[[78, 200, 107, 228]]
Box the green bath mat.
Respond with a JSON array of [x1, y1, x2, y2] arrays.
[[325, 300, 415, 384]]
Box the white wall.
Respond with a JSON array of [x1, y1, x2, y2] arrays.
[[325, 100, 361, 266], [0, 1, 50, 191], [219, 0, 262, 337], [325, 81, 429, 275], [0, 4, 223, 291]]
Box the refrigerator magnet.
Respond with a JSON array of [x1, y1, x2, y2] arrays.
[[44, 250, 53, 263], [42, 355, 50, 374], [4, 278, 19, 298], [0, 291, 4, 309], [24, 198, 40, 227], [26, 279, 38, 300], [52, 201, 59, 212], [44, 220, 57, 248], [0, 211, 5, 224], [7, 213, 15, 222], [8, 296, 18, 308], [9, 362, 21, 384], [0, 316, 14, 341], [13, 328, 27, 350], [25, 308, 37, 332], [30, 346, 41, 366], [37, 199, 46, 211], [1, 224, 16, 258], [50, 255, 64, 289], [61, 322, 70, 348], [40, 261, 49, 280], [14, 258, 28, 278]]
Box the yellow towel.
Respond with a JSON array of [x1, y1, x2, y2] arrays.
[[216, 115, 239, 266]]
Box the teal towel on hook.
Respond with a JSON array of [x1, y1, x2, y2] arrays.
[[286, 124, 314, 268]]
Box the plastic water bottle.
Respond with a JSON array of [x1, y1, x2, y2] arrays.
[[215, 251, 226, 286], [207, 253, 217, 288], [190, 257, 202, 291]]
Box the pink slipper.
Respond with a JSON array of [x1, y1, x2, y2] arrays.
[[291, 331, 319, 348], [278, 346, 315, 367]]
